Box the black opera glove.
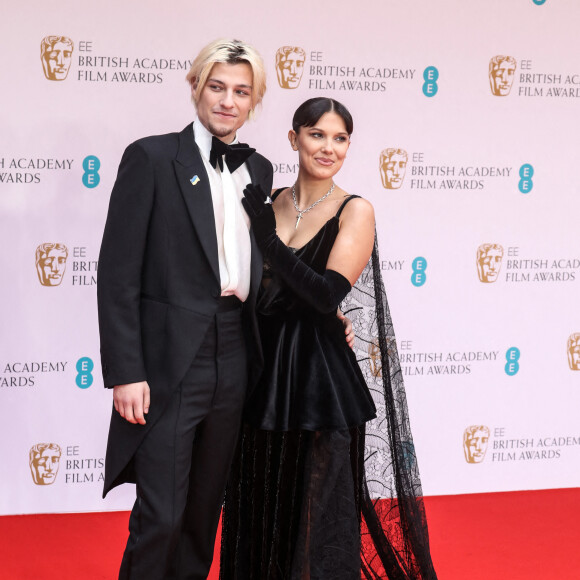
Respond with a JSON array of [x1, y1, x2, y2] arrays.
[[242, 183, 277, 252], [242, 183, 352, 314]]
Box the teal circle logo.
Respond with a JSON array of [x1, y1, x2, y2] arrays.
[[422, 66, 439, 97], [518, 164, 534, 194], [533, 0, 546, 5], [400, 441, 417, 470], [82, 155, 101, 188], [505, 347, 520, 376], [76, 357, 94, 388], [411, 257, 427, 286]]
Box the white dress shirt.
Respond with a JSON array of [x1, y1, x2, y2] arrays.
[[193, 121, 252, 302]]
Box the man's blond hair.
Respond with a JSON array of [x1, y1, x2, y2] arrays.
[[186, 39, 266, 110]]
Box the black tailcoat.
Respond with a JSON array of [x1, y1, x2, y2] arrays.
[[97, 123, 273, 496]]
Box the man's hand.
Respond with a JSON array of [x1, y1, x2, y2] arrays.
[[337, 310, 355, 350], [113, 381, 150, 425]]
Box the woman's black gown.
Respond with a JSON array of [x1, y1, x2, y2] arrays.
[[220, 194, 438, 579]]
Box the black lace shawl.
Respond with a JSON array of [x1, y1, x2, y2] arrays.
[[340, 236, 437, 578]]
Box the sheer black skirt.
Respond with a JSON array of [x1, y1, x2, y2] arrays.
[[220, 423, 437, 579], [220, 425, 363, 580]]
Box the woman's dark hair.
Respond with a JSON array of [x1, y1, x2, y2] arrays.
[[292, 97, 353, 135]]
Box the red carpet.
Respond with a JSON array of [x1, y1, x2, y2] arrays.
[[1, 488, 578, 579]]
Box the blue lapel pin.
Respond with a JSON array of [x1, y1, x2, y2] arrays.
[[190, 175, 200, 186]]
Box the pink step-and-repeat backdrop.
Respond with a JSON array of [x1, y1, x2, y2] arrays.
[[1, 0, 578, 515]]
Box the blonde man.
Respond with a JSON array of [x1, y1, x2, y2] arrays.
[[98, 38, 272, 579]]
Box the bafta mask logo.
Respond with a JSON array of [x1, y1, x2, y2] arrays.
[[568, 333, 580, 371], [29, 443, 62, 485], [275, 46, 306, 89], [489, 55, 517, 96], [463, 426, 490, 464], [476, 243, 503, 283], [368, 339, 382, 378], [380, 148, 408, 189], [36, 243, 68, 286], [40, 36, 74, 81]]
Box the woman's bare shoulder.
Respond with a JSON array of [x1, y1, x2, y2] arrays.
[[340, 194, 375, 221], [271, 186, 290, 208]]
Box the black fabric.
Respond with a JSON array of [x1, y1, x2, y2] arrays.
[[243, 183, 352, 314], [119, 311, 247, 580], [98, 124, 273, 497], [216, 295, 242, 312], [221, 193, 438, 579], [209, 136, 255, 173], [245, 208, 375, 432], [343, 237, 438, 579], [221, 427, 361, 580]]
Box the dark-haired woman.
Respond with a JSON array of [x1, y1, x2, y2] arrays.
[[220, 98, 437, 580]]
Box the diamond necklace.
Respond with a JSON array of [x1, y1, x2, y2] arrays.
[[291, 182, 335, 229]]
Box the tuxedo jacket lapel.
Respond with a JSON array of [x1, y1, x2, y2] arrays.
[[173, 124, 220, 284]]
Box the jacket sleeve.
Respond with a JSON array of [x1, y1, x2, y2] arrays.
[[97, 142, 155, 388], [254, 155, 273, 194]]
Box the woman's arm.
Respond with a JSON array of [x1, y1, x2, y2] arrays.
[[243, 185, 374, 313], [326, 197, 375, 285]]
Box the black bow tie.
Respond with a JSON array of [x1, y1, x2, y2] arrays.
[[209, 136, 255, 173]]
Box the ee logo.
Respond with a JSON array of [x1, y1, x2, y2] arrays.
[[82, 155, 100, 188], [532, 0, 546, 5], [505, 347, 520, 376], [518, 164, 534, 194], [422, 66, 439, 97], [76, 357, 94, 388], [400, 441, 416, 470], [411, 257, 427, 287]]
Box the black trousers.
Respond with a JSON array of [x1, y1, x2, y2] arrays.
[[119, 308, 247, 580]]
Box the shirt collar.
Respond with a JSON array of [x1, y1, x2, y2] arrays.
[[193, 120, 239, 161]]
